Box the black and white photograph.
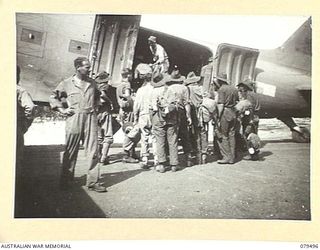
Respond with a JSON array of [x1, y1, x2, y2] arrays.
[[15, 13, 311, 219]]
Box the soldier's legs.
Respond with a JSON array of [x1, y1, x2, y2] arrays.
[[139, 115, 152, 158], [198, 124, 209, 164], [218, 114, 232, 162], [228, 118, 237, 163], [152, 124, 167, 164], [83, 113, 101, 188], [100, 114, 113, 163], [166, 124, 179, 166], [178, 110, 192, 154], [61, 132, 81, 187]]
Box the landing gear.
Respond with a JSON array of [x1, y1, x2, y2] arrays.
[[278, 117, 310, 143]]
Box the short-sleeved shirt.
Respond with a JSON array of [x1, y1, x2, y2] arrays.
[[133, 81, 154, 117], [150, 44, 168, 64], [49, 75, 99, 112], [217, 84, 239, 108]]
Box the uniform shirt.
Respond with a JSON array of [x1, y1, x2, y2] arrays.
[[17, 85, 35, 133], [217, 84, 239, 108], [150, 85, 167, 112], [149, 44, 169, 64], [188, 84, 203, 107], [133, 81, 154, 117], [166, 83, 190, 109], [49, 75, 99, 113]]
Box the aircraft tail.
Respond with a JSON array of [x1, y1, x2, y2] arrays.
[[260, 17, 311, 73]]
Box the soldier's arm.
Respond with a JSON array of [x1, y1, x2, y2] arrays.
[[20, 89, 35, 120], [133, 90, 141, 124], [49, 81, 74, 116]]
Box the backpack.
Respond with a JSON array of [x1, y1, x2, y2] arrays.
[[157, 85, 177, 118]]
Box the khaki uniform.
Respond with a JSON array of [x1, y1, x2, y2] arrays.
[[149, 43, 170, 74], [16, 85, 34, 180], [97, 83, 114, 162], [187, 84, 209, 155], [150, 85, 179, 166], [246, 91, 260, 134], [133, 81, 156, 157], [167, 83, 192, 155], [217, 84, 239, 162], [49, 75, 101, 187], [116, 80, 139, 154]]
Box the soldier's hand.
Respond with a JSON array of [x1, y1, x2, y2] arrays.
[[58, 107, 75, 116]]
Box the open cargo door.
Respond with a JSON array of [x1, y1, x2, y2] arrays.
[[213, 43, 260, 86], [89, 15, 141, 86]]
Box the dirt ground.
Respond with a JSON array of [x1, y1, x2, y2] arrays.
[[15, 141, 310, 220]]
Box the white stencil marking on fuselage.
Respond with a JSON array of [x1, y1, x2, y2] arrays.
[[255, 81, 276, 97]]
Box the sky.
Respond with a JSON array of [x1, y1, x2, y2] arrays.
[[140, 15, 309, 50]]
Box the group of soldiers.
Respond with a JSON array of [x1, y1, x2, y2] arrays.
[[17, 36, 261, 193]]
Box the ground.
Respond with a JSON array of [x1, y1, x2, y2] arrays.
[[15, 136, 310, 219]]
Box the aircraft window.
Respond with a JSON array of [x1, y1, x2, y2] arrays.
[[21, 28, 44, 45], [69, 40, 89, 55]]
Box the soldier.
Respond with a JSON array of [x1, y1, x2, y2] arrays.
[[200, 56, 214, 95], [244, 79, 261, 134], [49, 57, 107, 192], [150, 73, 180, 173], [95, 71, 114, 165], [215, 75, 239, 164], [116, 68, 140, 163], [236, 81, 261, 161], [133, 64, 157, 168], [166, 69, 193, 167], [16, 66, 35, 179], [184, 72, 218, 164], [148, 36, 170, 74]]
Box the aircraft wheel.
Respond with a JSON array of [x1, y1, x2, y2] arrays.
[[291, 127, 310, 143]]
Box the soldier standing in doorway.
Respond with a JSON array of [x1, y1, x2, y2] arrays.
[[148, 36, 170, 74]]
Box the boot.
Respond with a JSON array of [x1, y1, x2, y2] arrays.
[[122, 150, 139, 163], [140, 156, 149, 169]]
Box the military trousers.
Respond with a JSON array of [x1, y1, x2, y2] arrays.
[[138, 114, 157, 157], [218, 108, 237, 162], [152, 112, 179, 166], [61, 112, 100, 187], [178, 108, 192, 154]]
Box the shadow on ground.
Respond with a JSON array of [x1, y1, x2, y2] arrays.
[[15, 145, 106, 218]]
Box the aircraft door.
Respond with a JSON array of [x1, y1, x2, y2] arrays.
[[213, 43, 259, 87], [89, 15, 141, 86]]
